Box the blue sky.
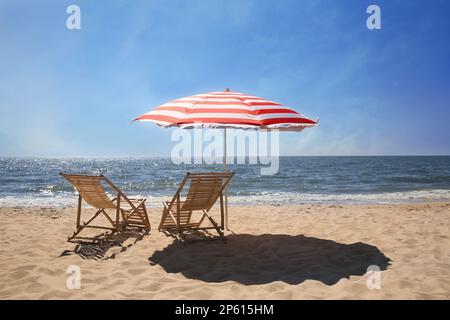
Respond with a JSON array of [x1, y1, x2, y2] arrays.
[[1, 0, 449, 157]]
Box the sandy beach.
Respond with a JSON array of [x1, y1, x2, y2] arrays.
[[0, 202, 449, 300]]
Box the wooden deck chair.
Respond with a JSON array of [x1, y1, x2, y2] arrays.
[[158, 172, 234, 243], [60, 173, 151, 243]]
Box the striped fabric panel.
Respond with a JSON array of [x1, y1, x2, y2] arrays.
[[135, 90, 317, 130]]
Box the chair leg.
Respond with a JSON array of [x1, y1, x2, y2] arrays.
[[135, 204, 151, 232], [158, 206, 169, 231], [203, 211, 226, 241], [176, 195, 181, 236], [122, 199, 151, 233], [197, 212, 207, 227], [115, 195, 121, 231], [76, 195, 82, 229], [100, 209, 116, 228], [139, 203, 151, 232], [68, 208, 104, 242], [219, 193, 225, 231]]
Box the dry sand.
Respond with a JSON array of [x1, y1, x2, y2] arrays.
[[0, 203, 449, 299]]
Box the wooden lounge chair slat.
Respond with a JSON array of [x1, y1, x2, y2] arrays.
[[158, 171, 234, 243], [60, 173, 151, 243]]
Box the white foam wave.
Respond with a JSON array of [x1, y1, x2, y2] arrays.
[[228, 189, 450, 205], [1, 189, 450, 208]]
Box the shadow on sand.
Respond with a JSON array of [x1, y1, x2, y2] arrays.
[[148, 234, 391, 285], [60, 228, 148, 260]]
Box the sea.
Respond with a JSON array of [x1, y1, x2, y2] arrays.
[[0, 156, 450, 207]]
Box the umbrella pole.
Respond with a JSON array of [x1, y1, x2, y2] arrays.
[[223, 128, 230, 231]]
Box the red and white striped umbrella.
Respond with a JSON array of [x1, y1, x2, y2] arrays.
[[135, 89, 317, 231], [135, 90, 317, 130]]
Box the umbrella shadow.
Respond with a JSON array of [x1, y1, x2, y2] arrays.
[[148, 234, 391, 285]]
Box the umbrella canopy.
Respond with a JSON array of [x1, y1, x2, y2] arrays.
[[135, 90, 317, 130]]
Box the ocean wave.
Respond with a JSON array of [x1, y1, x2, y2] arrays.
[[1, 189, 450, 208], [385, 176, 450, 184], [228, 189, 450, 205]]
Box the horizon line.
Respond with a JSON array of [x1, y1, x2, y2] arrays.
[[1, 154, 450, 159]]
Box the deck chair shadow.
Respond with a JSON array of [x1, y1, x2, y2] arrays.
[[159, 172, 234, 243], [60, 173, 151, 243]]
